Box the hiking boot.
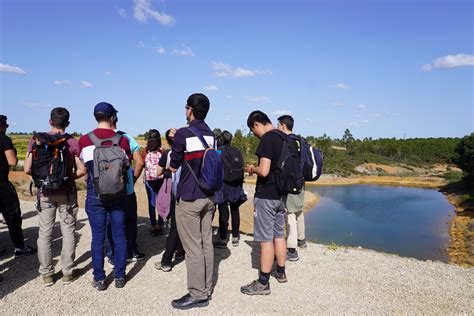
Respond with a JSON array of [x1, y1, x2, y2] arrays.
[[107, 258, 115, 269], [298, 239, 308, 248], [127, 251, 145, 262], [240, 280, 271, 296], [174, 253, 185, 262], [14, 246, 37, 258], [92, 279, 107, 291], [62, 269, 80, 284], [232, 237, 240, 247], [271, 269, 288, 283], [114, 277, 126, 288], [155, 262, 172, 272], [213, 239, 227, 249], [287, 249, 299, 262], [42, 274, 54, 287]]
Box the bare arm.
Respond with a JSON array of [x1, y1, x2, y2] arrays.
[[24, 152, 32, 174], [132, 150, 144, 183], [5, 149, 18, 167], [74, 156, 87, 179], [246, 157, 271, 177]]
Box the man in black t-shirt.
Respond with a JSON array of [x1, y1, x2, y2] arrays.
[[241, 110, 288, 296], [0, 115, 36, 258]]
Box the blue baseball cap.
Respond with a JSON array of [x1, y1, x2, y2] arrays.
[[93, 102, 118, 117]]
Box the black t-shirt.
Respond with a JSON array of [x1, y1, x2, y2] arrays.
[[254, 130, 285, 200], [158, 149, 172, 178], [0, 133, 15, 182]]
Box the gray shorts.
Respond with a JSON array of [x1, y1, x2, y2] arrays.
[[253, 197, 286, 242]]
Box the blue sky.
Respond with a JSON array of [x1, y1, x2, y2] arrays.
[[1, 0, 473, 139]]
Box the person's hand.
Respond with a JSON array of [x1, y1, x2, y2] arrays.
[[246, 164, 256, 176], [169, 128, 177, 140]]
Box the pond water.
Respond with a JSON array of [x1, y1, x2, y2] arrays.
[[305, 185, 455, 262]]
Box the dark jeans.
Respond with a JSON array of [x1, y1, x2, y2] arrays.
[[161, 197, 184, 266], [107, 193, 138, 259], [85, 195, 127, 280], [0, 181, 25, 249], [218, 202, 240, 240], [145, 179, 164, 226]]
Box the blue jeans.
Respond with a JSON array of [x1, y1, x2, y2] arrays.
[[86, 196, 127, 280], [106, 193, 137, 259]]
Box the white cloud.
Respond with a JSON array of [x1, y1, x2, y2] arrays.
[[271, 110, 292, 116], [331, 101, 344, 107], [357, 104, 366, 110], [422, 54, 474, 72], [156, 47, 166, 55], [24, 102, 52, 109], [246, 96, 271, 103], [9, 121, 17, 126], [203, 85, 218, 91], [225, 95, 233, 99], [336, 83, 350, 89], [81, 81, 93, 88], [211, 61, 271, 78], [133, 0, 175, 25], [53, 80, 71, 85], [116, 7, 126, 18], [0, 63, 26, 74], [224, 115, 232, 121], [139, 41, 145, 48], [105, 71, 113, 76], [171, 47, 194, 57]]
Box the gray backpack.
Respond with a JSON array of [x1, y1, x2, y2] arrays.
[[88, 132, 130, 201]]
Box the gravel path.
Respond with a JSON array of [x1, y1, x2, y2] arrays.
[[0, 201, 473, 314]]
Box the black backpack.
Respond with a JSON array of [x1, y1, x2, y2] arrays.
[[270, 130, 304, 195], [221, 146, 244, 183], [31, 132, 72, 191], [289, 134, 324, 181]]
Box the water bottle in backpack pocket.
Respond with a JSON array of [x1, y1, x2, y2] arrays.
[[88, 132, 130, 201], [31, 132, 72, 191]]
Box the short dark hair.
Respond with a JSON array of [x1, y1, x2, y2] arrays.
[[50, 107, 70, 129], [278, 115, 294, 131], [94, 112, 116, 123], [0, 115, 7, 127], [247, 110, 272, 129], [219, 130, 233, 147], [147, 129, 161, 152], [165, 129, 174, 146], [187, 93, 210, 120]]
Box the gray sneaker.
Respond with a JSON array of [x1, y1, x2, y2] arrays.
[[286, 249, 299, 262], [155, 261, 172, 272], [232, 237, 240, 247], [213, 239, 227, 249], [114, 277, 126, 288], [240, 280, 271, 296], [271, 269, 288, 283], [298, 239, 308, 248], [42, 274, 54, 287], [62, 269, 80, 284], [92, 279, 107, 291]]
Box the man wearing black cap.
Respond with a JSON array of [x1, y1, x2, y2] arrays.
[[78, 103, 132, 290], [0, 115, 36, 258], [168, 93, 216, 310]]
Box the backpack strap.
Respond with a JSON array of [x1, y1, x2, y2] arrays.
[[88, 132, 122, 147], [188, 127, 213, 149]]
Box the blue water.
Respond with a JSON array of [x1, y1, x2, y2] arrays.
[[306, 185, 455, 262]]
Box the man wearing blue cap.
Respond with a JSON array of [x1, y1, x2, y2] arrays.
[[78, 102, 132, 290]]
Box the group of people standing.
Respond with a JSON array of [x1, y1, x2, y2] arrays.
[[0, 93, 308, 310]]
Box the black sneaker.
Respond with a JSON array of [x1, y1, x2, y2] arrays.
[[92, 279, 107, 291], [114, 277, 126, 288], [174, 253, 185, 261], [298, 239, 308, 248], [240, 280, 271, 296], [14, 246, 37, 258], [127, 252, 145, 262], [286, 249, 299, 262], [271, 269, 288, 283], [155, 261, 172, 272], [107, 258, 115, 269], [232, 237, 240, 247], [213, 239, 227, 249]]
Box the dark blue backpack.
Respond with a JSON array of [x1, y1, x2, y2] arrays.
[[185, 127, 224, 194], [300, 137, 324, 181]]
